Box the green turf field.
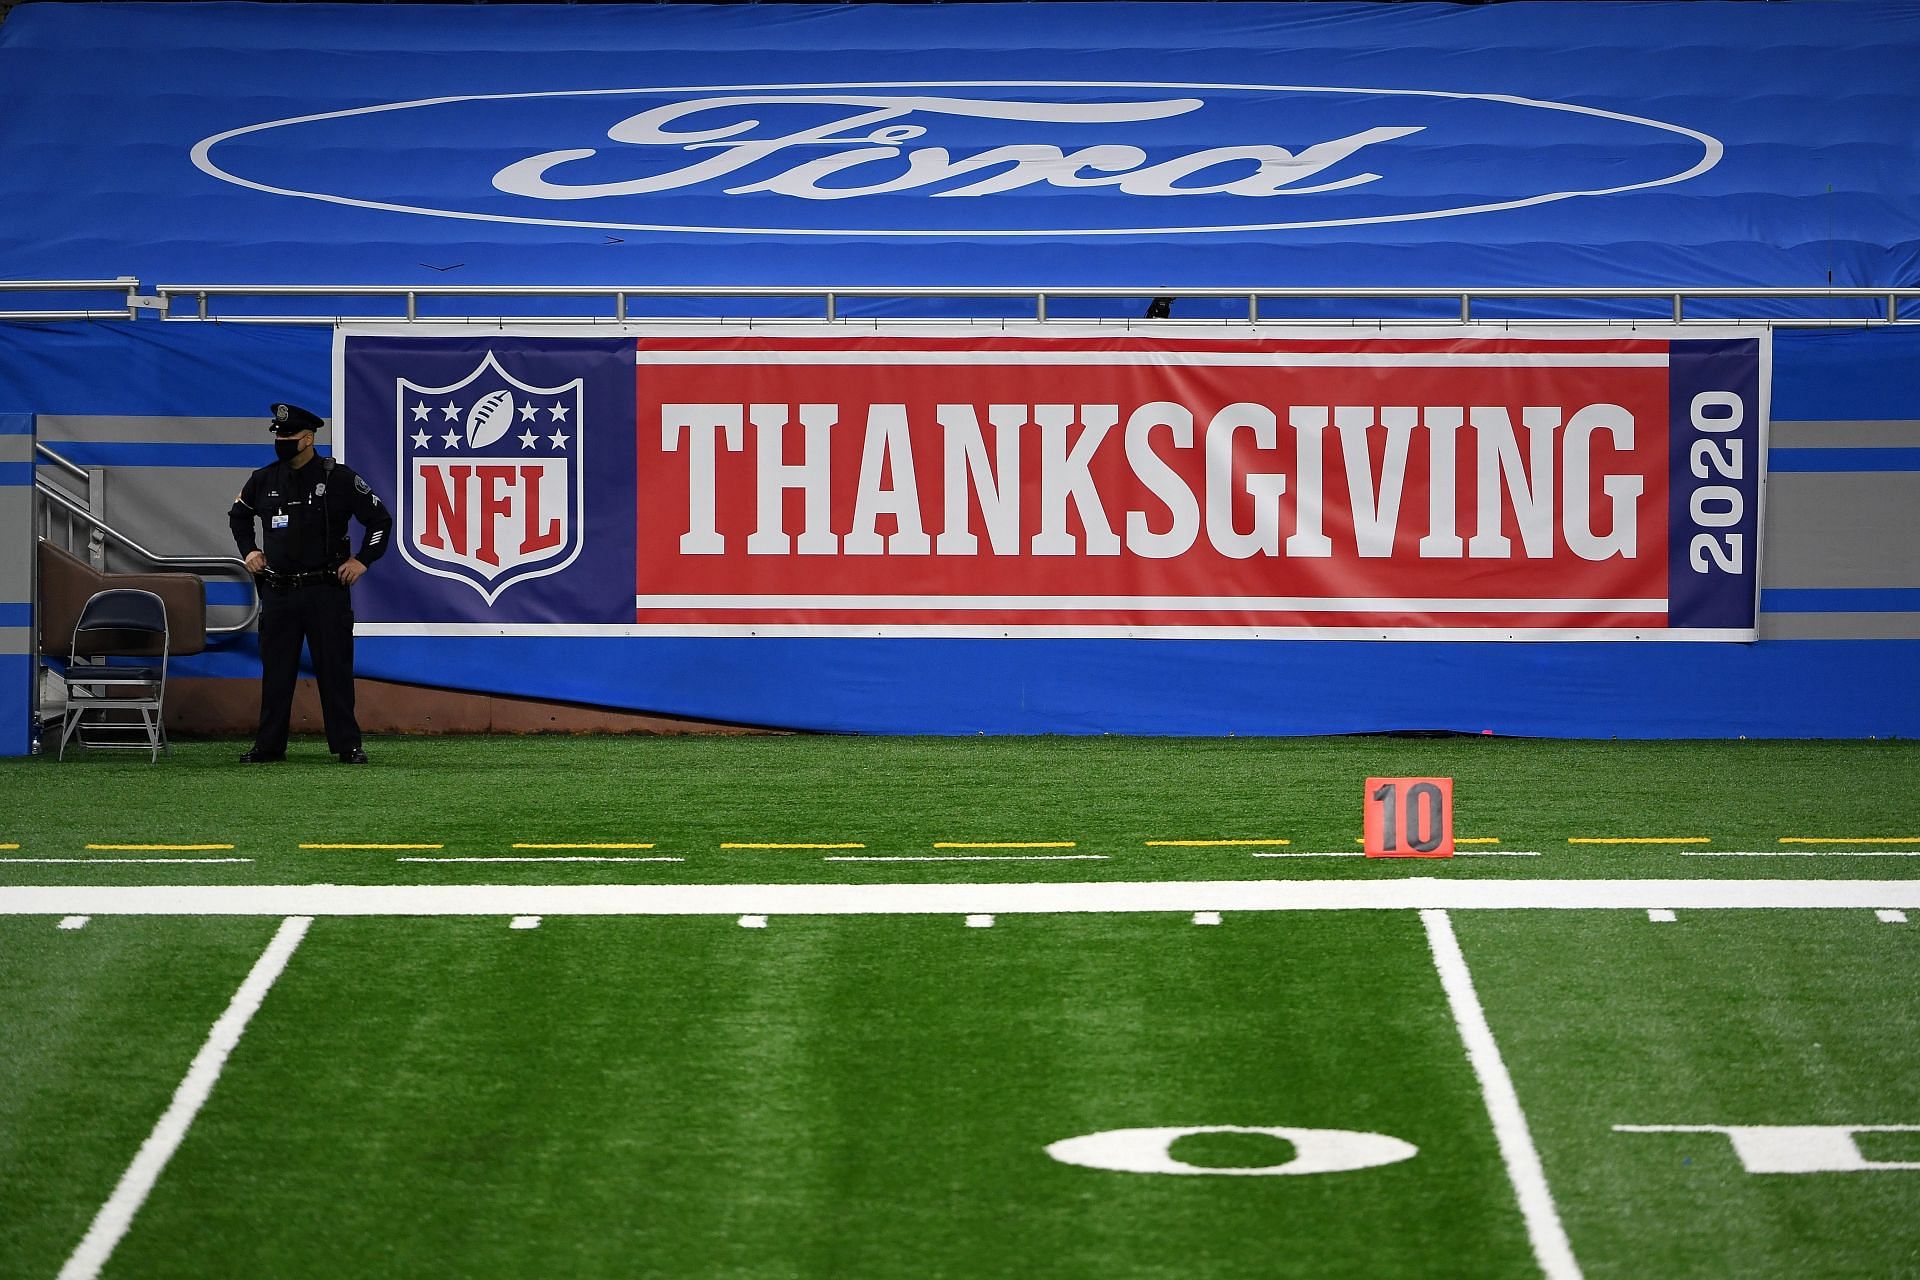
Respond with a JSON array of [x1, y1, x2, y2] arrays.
[[2, 736, 1918, 1277], [2, 735, 1917, 882]]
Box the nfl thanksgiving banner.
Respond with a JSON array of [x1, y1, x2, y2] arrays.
[[336, 327, 1766, 640]]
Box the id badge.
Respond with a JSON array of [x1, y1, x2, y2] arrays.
[[271, 513, 290, 529]]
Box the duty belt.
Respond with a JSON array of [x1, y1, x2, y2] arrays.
[[262, 569, 340, 588]]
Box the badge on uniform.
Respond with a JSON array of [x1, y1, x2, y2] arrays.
[[272, 513, 290, 529]]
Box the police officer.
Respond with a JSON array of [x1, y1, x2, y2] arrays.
[[228, 403, 393, 764]]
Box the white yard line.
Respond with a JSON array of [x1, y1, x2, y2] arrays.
[[1147, 839, 1290, 847], [1681, 850, 1920, 858], [1421, 909, 1582, 1280], [57, 916, 311, 1280], [6, 880, 1920, 916]]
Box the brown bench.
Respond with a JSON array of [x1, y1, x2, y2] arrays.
[[37, 540, 206, 658]]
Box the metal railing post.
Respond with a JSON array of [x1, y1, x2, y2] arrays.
[[85, 469, 106, 570]]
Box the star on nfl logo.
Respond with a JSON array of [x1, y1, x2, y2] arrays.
[[394, 350, 585, 604]]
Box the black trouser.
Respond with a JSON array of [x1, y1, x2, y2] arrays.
[[255, 579, 360, 756]]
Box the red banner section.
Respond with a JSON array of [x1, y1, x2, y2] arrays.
[[633, 331, 1764, 639]]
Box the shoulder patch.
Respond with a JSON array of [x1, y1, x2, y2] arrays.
[[354, 475, 371, 495]]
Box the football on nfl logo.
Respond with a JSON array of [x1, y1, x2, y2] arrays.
[[394, 350, 585, 604]]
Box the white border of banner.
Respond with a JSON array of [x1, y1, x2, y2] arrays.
[[356, 623, 1755, 641], [335, 323, 1770, 643], [338, 323, 1766, 343], [631, 594, 1666, 612], [636, 350, 1671, 368]]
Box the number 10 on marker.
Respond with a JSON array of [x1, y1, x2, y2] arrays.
[[1364, 778, 1454, 858]]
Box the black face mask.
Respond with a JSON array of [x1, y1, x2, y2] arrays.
[[274, 438, 303, 461]]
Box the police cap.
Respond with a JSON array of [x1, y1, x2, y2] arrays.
[[270, 403, 324, 436]]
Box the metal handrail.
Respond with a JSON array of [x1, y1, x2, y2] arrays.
[[34, 448, 260, 636], [0, 278, 142, 321], [149, 282, 1920, 327], [33, 441, 88, 482]]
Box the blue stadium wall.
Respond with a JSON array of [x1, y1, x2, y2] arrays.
[[2, 0, 1917, 740], [3, 319, 1915, 739]]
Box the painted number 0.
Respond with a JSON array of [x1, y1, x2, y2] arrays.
[[1372, 781, 1445, 853]]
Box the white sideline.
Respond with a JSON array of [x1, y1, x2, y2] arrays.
[[58, 916, 311, 1280], [1422, 910, 1582, 1280], [1682, 850, 1920, 857], [5, 880, 1920, 916]]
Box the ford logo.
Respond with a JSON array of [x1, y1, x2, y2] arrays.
[[192, 81, 1722, 237]]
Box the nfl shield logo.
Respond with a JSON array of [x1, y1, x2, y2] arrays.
[[394, 351, 584, 604]]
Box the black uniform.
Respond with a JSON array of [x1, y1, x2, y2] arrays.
[[229, 441, 393, 759]]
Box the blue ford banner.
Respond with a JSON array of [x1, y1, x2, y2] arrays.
[[199, 86, 1716, 240], [0, 3, 1914, 292]]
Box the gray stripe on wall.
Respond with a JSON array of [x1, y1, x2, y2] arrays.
[[1762, 473, 1920, 589], [1759, 613, 1920, 641], [1771, 420, 1918, 448], [0, 627, 29, 656], [0, 487, 31, 599], [35, 415, 328, 447], [0, 436, 32, 464]]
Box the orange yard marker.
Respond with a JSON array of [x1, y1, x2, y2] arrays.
[[1364, 778, 1455, 858]]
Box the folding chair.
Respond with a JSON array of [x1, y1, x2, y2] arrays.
[[58, 588, 170, 763]]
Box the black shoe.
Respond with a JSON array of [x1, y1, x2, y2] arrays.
[[338, 748, 369, 765], [239, 749, 285, 764]]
